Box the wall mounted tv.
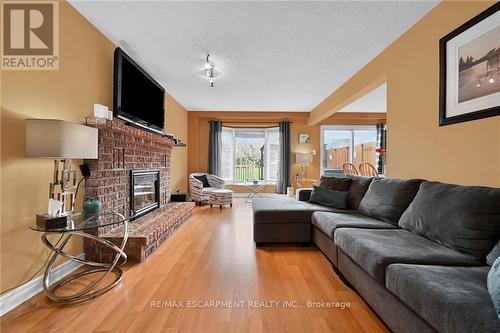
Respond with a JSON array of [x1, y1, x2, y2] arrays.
[[113, 47, 165, 134]]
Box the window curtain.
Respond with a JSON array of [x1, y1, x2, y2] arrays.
[[276, 121, 291, 194], [208, 120, 223, 176], [376, 123, 387, 175]]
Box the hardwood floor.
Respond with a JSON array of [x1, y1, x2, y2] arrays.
[[1, 199, 388, 333]]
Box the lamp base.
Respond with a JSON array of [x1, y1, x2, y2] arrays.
[[50, 159, 77, 214]]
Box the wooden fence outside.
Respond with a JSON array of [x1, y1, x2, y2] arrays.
[[325, 142, 377, 170]]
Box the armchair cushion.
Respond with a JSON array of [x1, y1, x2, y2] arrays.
[[193, 174, 210, 188]]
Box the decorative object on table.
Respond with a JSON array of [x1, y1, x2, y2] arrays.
[[294, 178, 318, 189], [25, 119, 98, 214], [93, 103, 112, 120], [173, 138, 186, 147], [30, 211, 129, 303], [298, 133, 310, 144], [36, 213, 69, 230], [295, 152, 312, 179], [36, 198, 68, 229], [439, 3, 500, 126], [83, 197, 102, 219]]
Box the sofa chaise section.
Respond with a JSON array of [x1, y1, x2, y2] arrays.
[[252, 197, 355, 245]]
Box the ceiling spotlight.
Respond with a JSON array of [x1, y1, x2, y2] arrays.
[[204, 54, 216, 88]]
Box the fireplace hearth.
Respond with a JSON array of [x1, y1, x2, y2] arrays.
[[131, 169, 160, 218]]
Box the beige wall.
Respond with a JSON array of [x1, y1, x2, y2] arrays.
[[187, 111, 385, 191], [166, 94, 188, 192], [310, 1, 500, 187], [0, 3, 188, 293]]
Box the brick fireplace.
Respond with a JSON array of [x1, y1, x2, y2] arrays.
[[83, 117, 194, 262], [84, 117, 171, 216]]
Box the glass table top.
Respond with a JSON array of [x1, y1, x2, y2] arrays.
[[30, 211, 128, 233]]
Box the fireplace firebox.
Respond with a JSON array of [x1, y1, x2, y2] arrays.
[[131, 170, 160, 218]]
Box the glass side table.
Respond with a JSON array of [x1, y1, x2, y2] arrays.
[[29, 211, 129, 303], [243, 180, 267, 202]]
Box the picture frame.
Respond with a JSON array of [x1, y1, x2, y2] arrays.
[[298, 133, 310, 144], [439, 3, 500, 126]]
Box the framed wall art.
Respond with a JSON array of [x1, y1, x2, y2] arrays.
[[439, 3, 500, 126]]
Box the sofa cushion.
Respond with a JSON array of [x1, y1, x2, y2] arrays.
[[358, 178, 423, 225], [386, 264, 500, 333], [346, 175, 374, 210], [312, 211, 396, 239], [252, 198, 356, 224], [319, 176, 351, 191], [334, 229, 481, 283], [399, 181, 500, 261], [308, 186, 349, 209]]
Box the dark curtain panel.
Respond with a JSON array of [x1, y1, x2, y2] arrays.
[[376, 123, 387, 175], [277, 121, 291, 194], [208, 120, 223, 176]]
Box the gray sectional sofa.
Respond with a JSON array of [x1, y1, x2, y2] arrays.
[[252, 176, 500, 333]]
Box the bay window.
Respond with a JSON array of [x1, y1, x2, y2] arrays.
[[220, 127, 279, 183]]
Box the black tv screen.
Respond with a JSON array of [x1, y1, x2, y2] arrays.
[[113, 47, 165, 133]]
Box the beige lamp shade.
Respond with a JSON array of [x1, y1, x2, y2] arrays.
[[25, 119, 98, 159], [295, 152, 312, 164]]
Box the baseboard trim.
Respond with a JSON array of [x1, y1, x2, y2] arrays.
[[0, 253, 84, 316]]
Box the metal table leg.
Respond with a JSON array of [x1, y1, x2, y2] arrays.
[[40, 218, 128, 303]]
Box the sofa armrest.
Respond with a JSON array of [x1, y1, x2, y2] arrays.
[[296, 188, 312, 201], [207, 174, 225, 189]]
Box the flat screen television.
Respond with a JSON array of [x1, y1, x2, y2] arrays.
[[113, 47, 165, 134]]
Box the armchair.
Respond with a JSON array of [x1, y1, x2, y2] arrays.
[[189, 173, 225, 205]]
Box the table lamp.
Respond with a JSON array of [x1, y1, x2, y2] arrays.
[[25, 119, 98, 214], [295, 152, 312, 179]]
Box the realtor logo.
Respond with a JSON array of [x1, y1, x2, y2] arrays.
[[1, 1, 59, 70]]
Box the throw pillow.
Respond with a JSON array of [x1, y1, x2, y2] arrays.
[[347, 175, 374, 210], [399, 181, 500, 261], [193, 175, 210, 188], [487, 257, 500, 320], [319, 176, 351, 191], [487, 241, 500, 266], [358, 178, 423, 225], [308, 185, 349, 209]]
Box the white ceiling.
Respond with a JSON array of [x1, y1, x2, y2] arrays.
[[339, 83, 387, 113], [69, 1, 437, 112]]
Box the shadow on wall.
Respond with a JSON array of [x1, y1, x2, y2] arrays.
[[0, 108, 83, 290]]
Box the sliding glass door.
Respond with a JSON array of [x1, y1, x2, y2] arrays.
[[321, 125, 377, 176]]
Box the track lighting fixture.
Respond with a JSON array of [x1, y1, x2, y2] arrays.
[[204, 54, 216, 88]]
